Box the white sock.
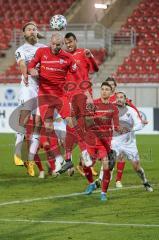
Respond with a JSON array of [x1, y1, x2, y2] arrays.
[[15, 132, 25, 157], [55, 155, 64, 164], [137, 167, 147, 184], [99, 166, 103, 181], [28, 133, 40, 161]]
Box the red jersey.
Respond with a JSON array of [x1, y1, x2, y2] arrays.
[[86, 98, 119, 139], [66, 48, 99, 96], [28, 47, 77, 96]]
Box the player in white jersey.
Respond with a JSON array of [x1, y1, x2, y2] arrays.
[[111, 91, 153, 192], [14, 21, 46, 176]]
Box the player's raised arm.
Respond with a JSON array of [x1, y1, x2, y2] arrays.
[[129, 107, 144, 132], [28, 48, 42, 77], [85, 49, 99, 72], [15, 50, 28, 86], [126, 98, 148, 125]]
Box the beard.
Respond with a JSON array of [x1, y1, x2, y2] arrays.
[[24, 35, 37, 45]]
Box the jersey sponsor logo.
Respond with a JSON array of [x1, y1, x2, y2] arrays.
[[45, 66, 65, 72], [41, 60, 67, 64], [59, 59, 65, 64]]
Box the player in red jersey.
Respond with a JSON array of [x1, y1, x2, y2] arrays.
[[103, 77, 148, 187], [83, 82, 120, 201], [28, 32, 78, 176], [63, 32, 99, 174]]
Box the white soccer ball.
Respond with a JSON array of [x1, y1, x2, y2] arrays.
[[50, 15, 67, 31]]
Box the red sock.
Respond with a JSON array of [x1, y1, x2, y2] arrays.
[[47, 157, 55, 171], [34, 154, 44, 171], [44, 146, 55, 171], [102, 169, 110, 193], [83, 166, 93, 184], [116, 162, 125, 182]]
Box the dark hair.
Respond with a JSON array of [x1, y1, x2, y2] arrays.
[[105, 77, 117, 87], [101, 81, 112, 91], [117, 91, 126, 98], [64, 32, 77, 40]]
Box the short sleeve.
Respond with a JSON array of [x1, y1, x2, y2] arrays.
[[15, 48, 25, 63]]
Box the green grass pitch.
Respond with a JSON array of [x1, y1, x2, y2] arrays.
[[0, 134, 159, 240]]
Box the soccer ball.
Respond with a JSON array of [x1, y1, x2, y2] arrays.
[[50, 15, 67, 31]]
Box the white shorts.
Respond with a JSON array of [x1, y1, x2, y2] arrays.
[[111, 139, 139, 161], [18, 84, 39, 115]]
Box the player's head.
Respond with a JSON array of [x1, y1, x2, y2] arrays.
[[23, 21, 38, 45], [116, 91, 126, 107], [100, 81, 112, 100], [105, 77, 117, 93], [64, 32, 77, 52], [50, 32, 64, 55]]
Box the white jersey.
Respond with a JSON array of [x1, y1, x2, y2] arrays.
[[112, 106, 143, 161], [15, 42, 46, 87], [113, 106, 143, 144]]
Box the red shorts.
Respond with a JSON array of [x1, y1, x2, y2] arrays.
[[40, 134, 59, 149], [87, 145, 108, 160], [85, 131, 112, 159], [38, 93, 70, 121]]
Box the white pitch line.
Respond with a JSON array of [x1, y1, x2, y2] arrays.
[[0, 185, 146, 207], [0, 218, 158, 228]]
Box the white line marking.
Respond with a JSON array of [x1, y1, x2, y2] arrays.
[[0, 185, 148, 207], [0, 218, 158, 228]]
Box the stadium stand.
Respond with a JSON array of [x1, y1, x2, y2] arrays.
[[0, 0, 75, 50], [0, 0, 106, 83], [114, 0, 159, 83]]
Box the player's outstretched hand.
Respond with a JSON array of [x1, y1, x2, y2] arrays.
[[142, 119, 148, 125], [30, 68, 39, 77]]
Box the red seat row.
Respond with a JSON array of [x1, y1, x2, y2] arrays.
[[115, 0, 159, 83], [0, 0, 75, 51]]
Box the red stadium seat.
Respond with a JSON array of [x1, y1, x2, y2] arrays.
[[0, 0, 76, 52], [115, 0, 159, 83]]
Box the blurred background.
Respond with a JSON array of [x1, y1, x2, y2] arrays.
[[0, 0, 159, 134]]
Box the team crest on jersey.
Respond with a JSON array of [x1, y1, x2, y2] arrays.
[[59, 59, 65, 64], [43, 55, 48, 60]]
